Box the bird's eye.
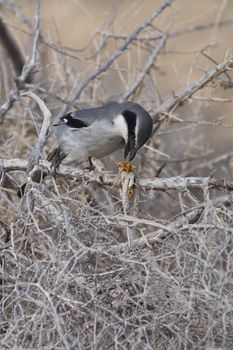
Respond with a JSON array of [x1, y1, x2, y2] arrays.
[[63, 118, 68, 123]]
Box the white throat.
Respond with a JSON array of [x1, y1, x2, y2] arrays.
[[113, 114, 128, 142]]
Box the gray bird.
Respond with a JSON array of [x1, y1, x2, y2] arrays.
[[52, 101, 153, 168], [18, 101, 153, 196]]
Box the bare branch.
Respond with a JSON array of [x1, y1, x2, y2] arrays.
[[1, 157, 233, 192], [0, 0, 41, 122], [20, 91, 51, 170], [0, 0, 33, 28], [153, 56, 233, 120], [58, 0, 174, 117], [16, 0, 40, 87], [138, 175, 233, 191], [122, 32, 169, 101], [108, 192, 233, 253], [99, 19, 233, 44]]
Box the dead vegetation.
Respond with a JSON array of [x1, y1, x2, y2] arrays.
[[1, 0, 233, 349]]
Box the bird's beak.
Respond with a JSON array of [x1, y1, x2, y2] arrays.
[[124, 133, 137, 161], [129, 146, 137, 161], [124, 142, 130, 159]]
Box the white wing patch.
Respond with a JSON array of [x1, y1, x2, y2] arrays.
[[113, 114, 128, 142]]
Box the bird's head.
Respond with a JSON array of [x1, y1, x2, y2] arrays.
[[119, 106, 153, 161]]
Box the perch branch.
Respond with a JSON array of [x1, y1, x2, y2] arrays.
[[1, 158, 233, 192]]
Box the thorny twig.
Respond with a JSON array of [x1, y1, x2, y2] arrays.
[[153, 56, 233, 123], [122, 32, 169, 101]]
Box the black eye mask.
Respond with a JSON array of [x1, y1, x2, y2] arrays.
[[122, 110, 137, 161], [54, 114, 88, 128]]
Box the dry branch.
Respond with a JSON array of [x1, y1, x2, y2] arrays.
[[1, 157, 233, 192], [153, 56, 233, 120], [122, 32, 169, 101], [58, 0, 174, 117], [0, 0, 40, 122], [99, 19, 233, 44], [20, 91, 51, 170], [108, 192, 233, 253], [15, 0, 40, 88]]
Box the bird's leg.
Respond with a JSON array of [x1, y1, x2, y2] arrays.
[[155, 163, 166, 177], [89, 156, 94, 169], [84, 156, 95, 171]]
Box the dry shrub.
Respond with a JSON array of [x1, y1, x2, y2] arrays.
[[1, 1, 233, 349]]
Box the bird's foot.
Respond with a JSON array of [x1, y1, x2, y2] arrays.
[[84, 164, 95, 172], [84, 157, 95, 171], [155, 163, 166, 177], [84, 157, 103, 172]]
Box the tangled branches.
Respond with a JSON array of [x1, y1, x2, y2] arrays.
[[1, 0, 233, 349]]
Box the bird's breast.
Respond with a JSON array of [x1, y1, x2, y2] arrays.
[[57, 120, 125, 164]]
